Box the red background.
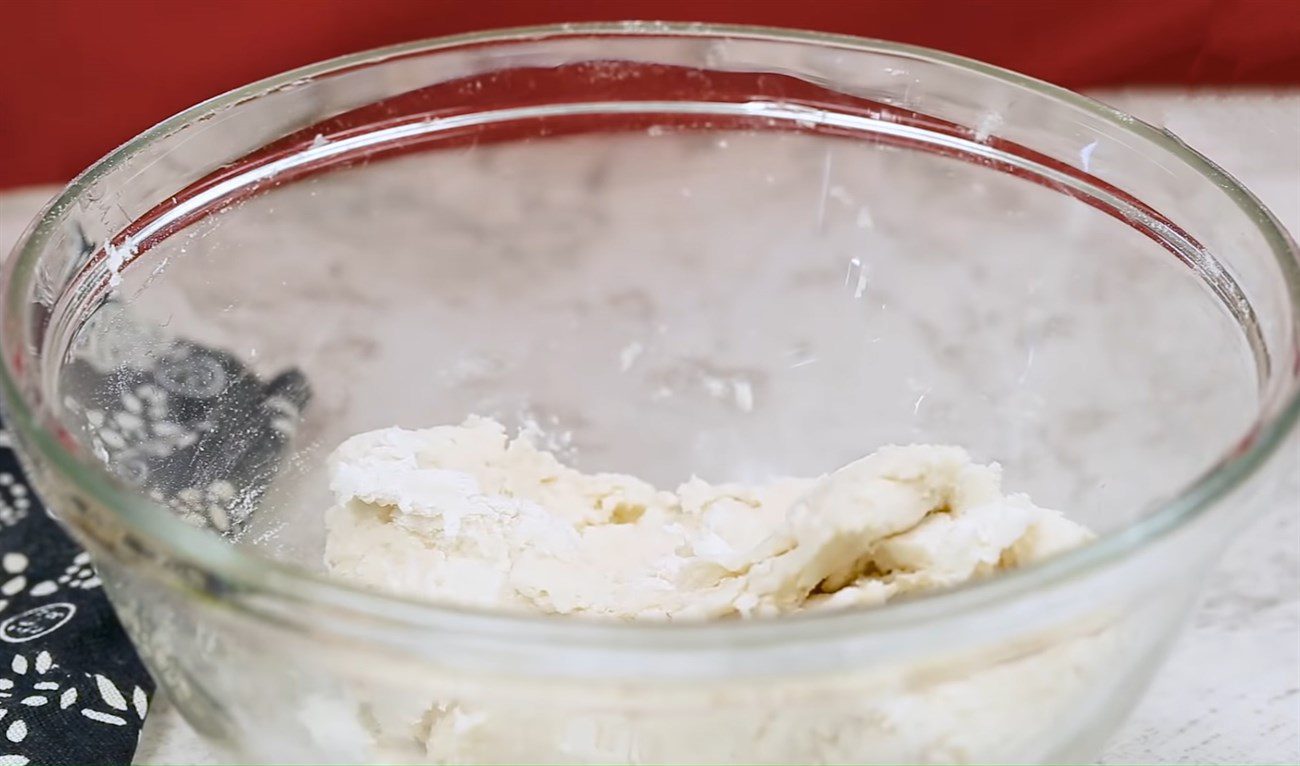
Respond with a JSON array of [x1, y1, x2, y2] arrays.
[[2, 0, 1298, 189]]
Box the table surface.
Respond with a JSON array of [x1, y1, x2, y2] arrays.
[[1, 89, 1296, 765]]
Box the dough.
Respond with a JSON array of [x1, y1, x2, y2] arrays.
[[324, 417, 1091, 619], [320, 418, 1104, 763]]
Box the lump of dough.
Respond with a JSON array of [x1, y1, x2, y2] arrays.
[[324, 417, 1092, 620]]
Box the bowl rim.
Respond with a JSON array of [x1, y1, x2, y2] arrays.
[[3, 20, 1299, 653]]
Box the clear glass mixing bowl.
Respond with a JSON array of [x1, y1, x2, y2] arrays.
[[2, 23, 1298, 764]]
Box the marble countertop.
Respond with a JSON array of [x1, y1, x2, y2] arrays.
[[1, 89, 1297, 765]]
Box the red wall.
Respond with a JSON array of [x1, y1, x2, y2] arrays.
[[2, 0, 1297, 188]]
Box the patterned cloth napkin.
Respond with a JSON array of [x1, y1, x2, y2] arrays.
[[0, 303, 307, 766], [1, 431, 152, 766]]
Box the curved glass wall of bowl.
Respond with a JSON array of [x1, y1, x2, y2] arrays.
[[19, 30, 1288, 577]]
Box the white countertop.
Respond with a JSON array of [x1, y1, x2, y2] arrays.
[[1, 89, 1297, 765]]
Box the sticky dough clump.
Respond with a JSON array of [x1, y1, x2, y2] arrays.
[[324, 417, 1091, 619]]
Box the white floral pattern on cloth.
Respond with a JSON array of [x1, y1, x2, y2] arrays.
[[0, 550, 101, 617], [0, 649, 148, 766], [61, 301, 310, 535], [0, 469, 32, 532], [0, 428, 152, 766], [0, 300, 309, 765]]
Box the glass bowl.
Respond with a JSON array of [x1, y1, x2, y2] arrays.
[[2, 22, 1297, 764]]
